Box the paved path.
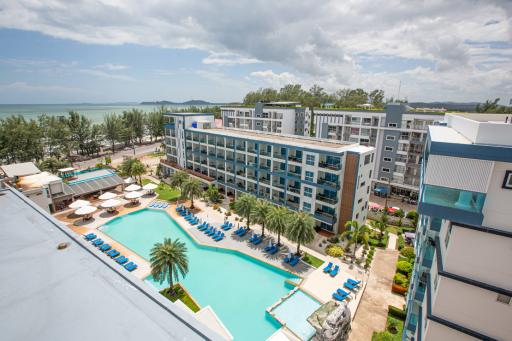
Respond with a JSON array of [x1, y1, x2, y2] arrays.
[[74, 141, 162, 168], [387, 233, 397, 250], [349, 248, 405, 341]]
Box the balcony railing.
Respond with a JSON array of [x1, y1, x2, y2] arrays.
[[316, 194, 337, 205], [318, 178, 339, 188], [287, 186, 300, 194], [314, 210, 336, 223], [319, 162, 341, 171], [160, 159, 214, 182], [288, 155, 302, 163]]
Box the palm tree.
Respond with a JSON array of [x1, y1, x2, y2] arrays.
[[205, 184, 222, 204], [395, 209, 405, 227], [370, 218, 387, 240], [287, 211, 316, 255], [150, 238, 188, 295], [130, 160, 146, 185], [340, 220, 370, 260], [182, 178, 203, 209], [169, 171, 189, 203], [233, 194, 257, 228], [251, 199, 272, 237], [266, 206, 290, 246]]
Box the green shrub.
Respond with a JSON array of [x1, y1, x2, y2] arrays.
[[397, 235, 405, 250], [388, 306, 407, 320], [325, 244, 344, 257], [400, 246, 415, 261], [393, 273, 408, 286], [371, 331, 395, 341], [396, 260, 413, 274], [327, 236, 340, 243]]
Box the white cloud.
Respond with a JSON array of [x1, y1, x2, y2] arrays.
[[202, 52, 260, 65], [94, 63, 128, 70], [249, 70, 300, 87], [0, 0, 511, 101], [79, 69, 134, 81]]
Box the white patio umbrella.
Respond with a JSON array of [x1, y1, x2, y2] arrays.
[[124, 184, 141, 192], [74, 205, 97, 216], [125, 191, 143, 199], [69, 199, 91, 209], [124, 177, 135, 184], [100, 198, 122, 209], [142, 183, 158, 191], [98, 191, 117, 200]]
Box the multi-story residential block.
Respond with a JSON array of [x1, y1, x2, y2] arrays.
[[314, 103, 443, 198], [221, 102, 311, 136], [161, 112, 374, 234], [405, 113, 512, 341]]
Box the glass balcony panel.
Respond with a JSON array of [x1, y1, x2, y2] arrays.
[[421, 184, 485, 213]]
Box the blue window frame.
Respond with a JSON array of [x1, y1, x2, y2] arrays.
[[304, 187, 313, 197], [303, 202, 311, 212], [306, 155, 315, 166], [305, 171, 314, 182]]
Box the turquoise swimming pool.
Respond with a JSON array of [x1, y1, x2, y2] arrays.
[[101, 209, 298, 340], [271, 289, 320, 340]]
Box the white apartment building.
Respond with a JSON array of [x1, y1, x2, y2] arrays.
[[314, 103, 443, 198], [405, 113, 512, 341], [161, 112, 374, 233], [221, 102, 311, 136]]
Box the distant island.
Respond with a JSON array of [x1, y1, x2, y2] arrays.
[[140, 100, 216, 105]]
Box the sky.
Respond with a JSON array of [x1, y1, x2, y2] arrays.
[[0, 0, 511, 104]]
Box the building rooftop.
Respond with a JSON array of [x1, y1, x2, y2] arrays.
[[0, 162, 40, 178], [164, 112, 215, 116], [428, 125, 471, 144], [450, 113, 512, 123], [0, 186, 221, 341], [17, 171, 63, 190], [189, 127, 373, 153]]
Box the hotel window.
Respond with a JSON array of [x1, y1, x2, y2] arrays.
[[360, 181, 366, 187], [386, 135, 395, 141], [383, 157, 392, 162], [388, 123, 397, 127], [306, 155, 315, 166], [380, 177, 389, 181], [358, 198, 362, 204], [305, 171, 314, 182], [304, 187, 313, 198], [302, 202, 311, 212], [385, 146, 393, 152], [382, 167, 390, 173], [364, 154, 371, 165]]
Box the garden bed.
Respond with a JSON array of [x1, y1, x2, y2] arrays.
[[160, 283, 200, 312], [302, 252, 324, 268], [142, 179, 180, 201], [371, 307, 405, 341]]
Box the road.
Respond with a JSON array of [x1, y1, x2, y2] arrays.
[[73, 142, 162, 169]]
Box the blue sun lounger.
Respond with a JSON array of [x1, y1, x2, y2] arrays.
[[92, 239, 104, 246], [124, 262, 138, 272], [199, 223, 209, 231], [233, 227, 243, 235], [207, 228, 217, 236], [289, 255, 300, 266], [323, 262, 333, 273], [284, 252, 293, 262], [100, 244, 112, 252], [224, 223, 232, 230], [332, 292, 347, 301], [107, 249, 120, 258], [268, 245, 279, 255], [253, 237, 263, 245], [84, 233, 96, 240], [264, 242, 274, 252], [115, 256, 128, 265], [249, 234, 260, 243], [330, 265, 339, 277], [344, 281, 359, 290], [337, 288, 350, 297], [238, 228, 248, 237], [214, 232, 225, 241], [347, 278, 361, 286]]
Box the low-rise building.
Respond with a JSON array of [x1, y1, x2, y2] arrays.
[[162, 112, 374, 233], [314, 103, 444, 198], [221, 102, 311, 136], [404, 113, 512, 341]]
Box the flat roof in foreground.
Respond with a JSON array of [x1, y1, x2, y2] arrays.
[[428, 125, 471, 144], [188, 127, 373, 153], [450, 113, 511, 123], [0, 187, 221, 341], [0, 162, 40, 177]]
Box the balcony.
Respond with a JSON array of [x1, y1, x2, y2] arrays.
[[319, 162, 341, 171], [160, 159, 214, 182], [288, 155, 302, 163], [421, 244, 434, 268], [314, 210, 336, 224], [316, 194, 337, 205], [286, 200, 300, 210], [287, 171, 301, 179], [259, 178, 270, 185], [406, 313, 418, 334], [414, 284, 426, 302], [317, 178, 339, 189], [287, 186, 301, 194]]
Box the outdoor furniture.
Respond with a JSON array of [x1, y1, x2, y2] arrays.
[[330, 265, 339, 277], [323, 262, 333, 273], [84, 233, 96, 240], [332, 292, 346, 301]]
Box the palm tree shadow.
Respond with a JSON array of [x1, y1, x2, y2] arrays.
[[73, 218, 95, 226]]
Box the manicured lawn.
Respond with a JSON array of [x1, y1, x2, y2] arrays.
[[371, 315, 404, 341], [302, 252, 324, 268], [147, 151, 166, 158], [160, 284, 200, 313], [142, 179, 180, 201]]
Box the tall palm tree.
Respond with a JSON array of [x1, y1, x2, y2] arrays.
[[340, 220, 370, 260], [150, 238, 188, 295], [370, 218, 387, 240], [130, 160, 146, 185], [395, 209, 405, 227], [233, 194, 257, 228], [182, 178, 203, 209], [251, 199, 272, 237], [267, 206, 290, 246], [287, 211, 316, 255], [169, 171, 190, 203]]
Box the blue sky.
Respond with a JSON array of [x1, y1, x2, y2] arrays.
[[0, 1, 511, 104]]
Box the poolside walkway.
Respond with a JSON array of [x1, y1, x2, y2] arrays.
[[348, 248, 405, 341]]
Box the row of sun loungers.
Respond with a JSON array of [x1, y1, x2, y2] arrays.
[[332, 278, 361, 301], [149, 201, 168, 209], [197, 222, 225, 241], [233, 226, 249, 237], [323, 262, 339, 277], [84, 233, 138, 272], [284, 252, 301, 266], [220, 221, 233, 231]]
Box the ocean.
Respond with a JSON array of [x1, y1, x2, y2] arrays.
[[0, 103, 212, 124]]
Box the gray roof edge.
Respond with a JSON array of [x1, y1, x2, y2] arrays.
[[2, 186, 223, 341]]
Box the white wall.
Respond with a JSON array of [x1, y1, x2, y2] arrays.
[[424, 320, 479, 341], [482, 161, 512, 232], [432, 276, 512, 340]]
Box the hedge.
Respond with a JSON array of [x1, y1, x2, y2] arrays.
[[388, 306, 407, 320], [396, 260, 413, 275]]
